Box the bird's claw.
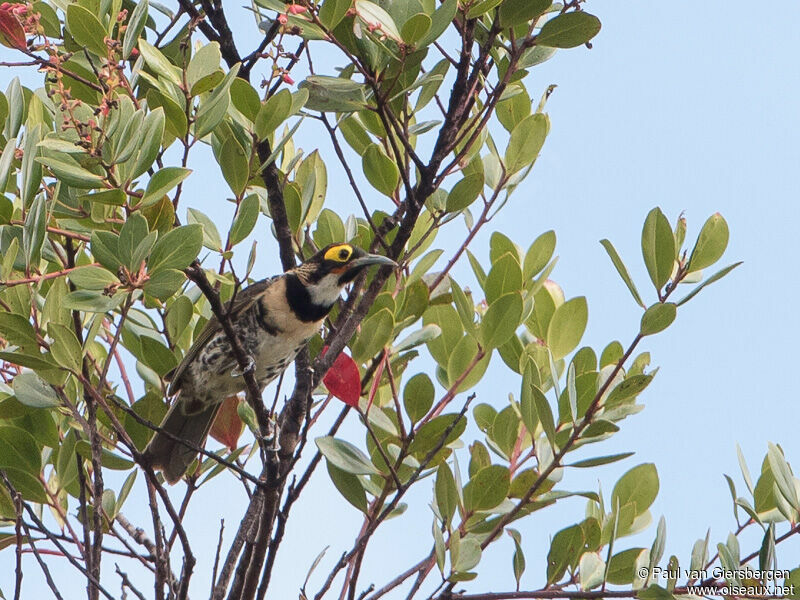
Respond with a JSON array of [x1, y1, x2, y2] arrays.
[[231, 355, 256, 377], [268, 435, 281, 453]]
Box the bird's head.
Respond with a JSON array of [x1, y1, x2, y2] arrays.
[[287, 243, 396, 321]]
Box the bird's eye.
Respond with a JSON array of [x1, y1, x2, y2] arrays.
[[324, 244, 353, 263]]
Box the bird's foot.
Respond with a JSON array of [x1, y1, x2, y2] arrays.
[[268, 435, 281, 453], [231, 355, 256, 377], [267, 415, 281, 453]]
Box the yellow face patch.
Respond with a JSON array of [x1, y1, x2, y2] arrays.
[[324, 244, 353, 263]]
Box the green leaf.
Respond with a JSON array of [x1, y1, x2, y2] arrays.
[[417, 0, 456, 47], [229, 194, 259, 245], [23, 194, 46, 269], [137, 38, 181, 85], [496, 84, 531, 132], [4, 467, 47, 503], [499, 0, 550, 27], [231, 79, 261, 122], [142, 167, 191, 207], [66, 4, 108, 57], [600, 239, 645, 307], [255, 88, 292, 140], [12, 371, 59, 408], [523, 230, 556, 279], [299, 76, 368, 113], [547, 524, 585, 584], [466, 0, 503, 19], [327, 462, 368, 512], [165, 295, 193, 341], [445, 173, 483, 213], [568, 452, 635, 468], [37, 156, 105, 189], [78, 188, 126, 206], [143, 268, 185, 301], [316, 436, 381, 475], [68, 266, 117, 290], [355, 0, 402, 42], [122, 0, 148, 59], [290, 88, 309, 114], [351, 308, 394, 363], [481, 292, 523, 349], [139, 336, 178, 376], [112, 109, 144, 164], [435, 462, 459, 523], [403, 373, 434, 423], [641, 207, 675, 291], [75, 441, 136, 470], [408, 414, 466, 459], [116, 471, 138, 513], [148, 224, 203, 273], [21, 125, 42, 206], [0, 137, 17, 194], [580, 552, 605, 591], [362, 144, 399, 196], [319, 0, 351, 29], [546, 297, 588, 359], [612, 463, 659, 516], [688, 213, 729, 272], [187, 208, 223, 250], [607, 548, 644, 584], [446, 335, 490, 393], [131, 108, 165, 179], [220, 136, 249, 197], [504, 113, 547, 174], [677, 261, 741, 306], [767, 443, 799, 510], [0, 315, 37, 352], [485, 253, 523, 304], [48, 323, 82, 371], [536, 11, 601, 49], [529, 383, 556, 449], [118, 213, 150, 269], [452, 536, 481, 574], [639, 303, 676, 336], [338, 115, 372, 156], [62, 290, 123, 312], [187, 41, 222, 95], [464, 465, 509, 511], [194, 64, 240, 138], [146, 89, 187, 138], [606, 373, 655, 407], [90, 231, 121, 272], [401, 13, 431, 45], [313, 209, 345, 249]]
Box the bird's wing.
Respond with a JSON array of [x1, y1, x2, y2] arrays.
[[166, 276, 279, 394]]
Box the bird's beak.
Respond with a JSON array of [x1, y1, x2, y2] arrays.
[[347, 253, 397, 271]]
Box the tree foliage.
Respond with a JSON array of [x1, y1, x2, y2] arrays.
[[0, 1, 788, 600]]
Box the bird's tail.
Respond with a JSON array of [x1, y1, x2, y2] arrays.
[[142, 398, 219, 484]]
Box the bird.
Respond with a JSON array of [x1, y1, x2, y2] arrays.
[[142, 243, 396, 484]]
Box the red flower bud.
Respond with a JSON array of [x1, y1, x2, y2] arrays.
[[286, 4, 307, 14]]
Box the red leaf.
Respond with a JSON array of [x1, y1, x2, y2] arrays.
[[209, 395, 245, 452], [322, 347, 361, 407], [0, 7, 25, 50]]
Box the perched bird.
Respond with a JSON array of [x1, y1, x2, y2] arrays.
[[143, 243, 395, 483]]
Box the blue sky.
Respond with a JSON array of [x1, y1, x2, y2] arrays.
[[2, 1, 800, 597]]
